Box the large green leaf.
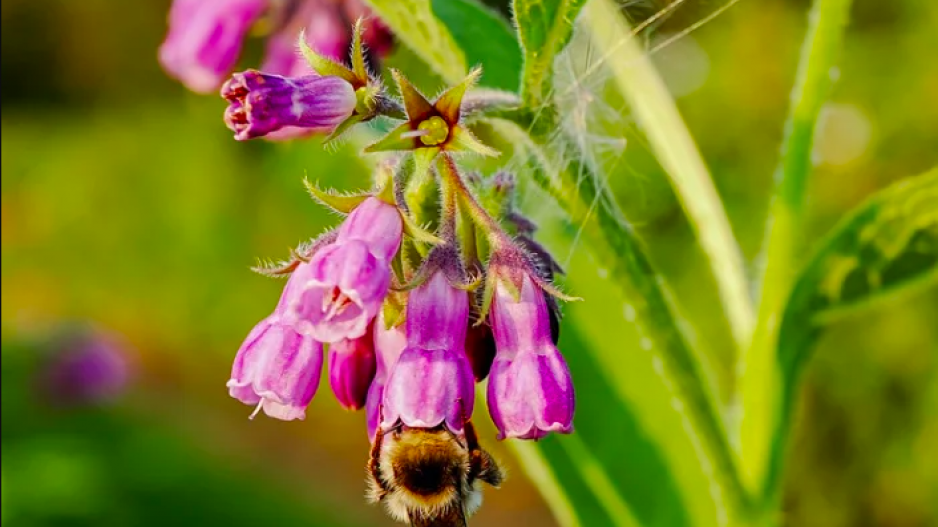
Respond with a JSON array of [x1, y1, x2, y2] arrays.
[[362, 0, 467, 84], [764, 168, 938, 503], [513, 0, 588, 107], [431, 0, 522, 91]]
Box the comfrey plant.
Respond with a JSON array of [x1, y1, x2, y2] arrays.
[[161, 0, 938, 526]]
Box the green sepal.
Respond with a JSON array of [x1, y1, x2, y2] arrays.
[[381, 293, 407, 329], [250, 229, 338, 277], [303, 178, 370, 213], [298, 31, 358, 85], [391, 248, 407, 285], [350, 18, 369, 81], [435, 67, 482, 123], [457, 203, 480, 265], [392, 69, 436, 122], [448, 125, 500, 157], [324, 114, 365, 145], [475, 269, 498, 325], [452, 271, 484, 291], [536, 277, 582, 302], [363, 121, 420, 153], [251, 256, 301, 277], [401, 238, 426, 277], [374, 162, 396, 205], [400, 210, 443, 245]]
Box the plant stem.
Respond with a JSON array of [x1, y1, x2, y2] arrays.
[[583, 0, 754, 351], [737, 0, 853, 504]]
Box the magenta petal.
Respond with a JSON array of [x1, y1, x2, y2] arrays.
[[379, 273, 473, 435], [159, 0, 266, 93], [487, 273, 575, 439], [336, 197, 403, 261], [487, 345, 574, 439], [366, 313, 407, 440], [286, 240, 391, 343], [381, 346, 474, 435], [226, 315, 324, 421], [406, 272, 469, 350], [490, 275, 554, 357]]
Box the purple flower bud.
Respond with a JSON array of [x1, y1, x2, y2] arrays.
[[487, 275, 574, 439], [335, 197, 405, 260], [159, 0, 266, 93], [366, 311, 407, 440], [287, 198, 402, 343], [381, 273, 475, 435], [227, 314, 324, 421], [221, 71, 356, 140], [328, 328, 377, 410], [40, 328, 131, 406], [465, 321, 496, 382]]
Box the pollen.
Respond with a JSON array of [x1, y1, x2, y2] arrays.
[[417, 116, 449, 146]]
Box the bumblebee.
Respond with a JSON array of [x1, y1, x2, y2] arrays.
[[367, 417, 504, 527]]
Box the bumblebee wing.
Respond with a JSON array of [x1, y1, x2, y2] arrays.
[[409, 506, 467, 527]]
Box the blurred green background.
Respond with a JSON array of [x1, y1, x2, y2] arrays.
[[2, 0, 937, 526]]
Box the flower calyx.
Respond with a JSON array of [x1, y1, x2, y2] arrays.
[[251, 229, 339, 277], [478, 241, 579, 326], [364, 67, 499, 180], [298, 19, 403, 142]]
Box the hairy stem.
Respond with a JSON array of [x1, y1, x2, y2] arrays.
[[738, 0, 853, 505]]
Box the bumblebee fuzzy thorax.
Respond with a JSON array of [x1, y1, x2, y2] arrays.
[[372, 428, 472, 523]]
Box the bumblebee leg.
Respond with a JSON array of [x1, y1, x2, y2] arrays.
[[459, 399, 504, 487], [367, 406, 391, 499], [458, 399, 485, 484]]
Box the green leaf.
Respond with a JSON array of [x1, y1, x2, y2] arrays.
[[430, 0, 522, 91], [763, 168, 938, 504], [361, 0, 467, 84], [513, 0, 588, 108]]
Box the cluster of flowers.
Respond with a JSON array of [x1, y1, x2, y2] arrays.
[[158, 1, 575, 443], [226, 179, 575, 441]]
